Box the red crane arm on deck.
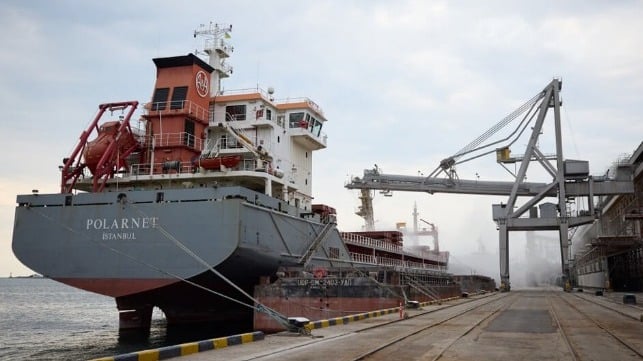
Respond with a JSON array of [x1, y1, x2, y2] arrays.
[[60, 101, 140, 193]]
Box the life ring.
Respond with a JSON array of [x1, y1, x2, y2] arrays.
[[313, 267, 327, 279]]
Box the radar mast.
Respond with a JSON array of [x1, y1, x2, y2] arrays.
[[194, 22, 233, 95]]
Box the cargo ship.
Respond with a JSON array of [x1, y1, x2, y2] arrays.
[[12, 23, 491, 333]]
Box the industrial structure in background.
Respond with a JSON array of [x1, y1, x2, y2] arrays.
[[392, 203, 440, 252], [347, 79, 638, 291], [571, 145, 643, 292]]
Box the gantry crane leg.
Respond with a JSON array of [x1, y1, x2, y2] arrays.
[[498, 223, 510, 291], [559, 221, 571, 290]]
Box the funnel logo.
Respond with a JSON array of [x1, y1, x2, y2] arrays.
[[196, 70, 209, 97]]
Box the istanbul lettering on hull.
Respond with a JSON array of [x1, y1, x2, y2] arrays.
[[85, 217, 159, 241]]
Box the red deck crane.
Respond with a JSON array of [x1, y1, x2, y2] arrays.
[[60, 101, 141, 193]]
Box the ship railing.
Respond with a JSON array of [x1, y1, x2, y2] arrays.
[[211, 90, 325, 117], [349, 252, 443, 271], [275, 97, 325, 116], [145, 100, 210, 123], [341, 232, 402, 253], [215, 87, 273, 99], [376, 257, 401, 267], [153, 132, 204, 151], [405, 249, 449, 264], [349, 252, 375, 264], [127, 157, 276, 176], [129, 161, 197, 176], [405, 260, 441, 271]]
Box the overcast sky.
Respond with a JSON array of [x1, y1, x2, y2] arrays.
[[1, 1, 642, 283]]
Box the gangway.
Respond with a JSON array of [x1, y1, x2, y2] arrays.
[[346, 79, 635, 291]]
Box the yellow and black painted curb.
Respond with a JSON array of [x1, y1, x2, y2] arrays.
[[306, 306, 399, 330], [89, 331, 264, 361]]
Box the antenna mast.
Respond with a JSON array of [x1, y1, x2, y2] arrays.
[[194, 22, 234, 95]]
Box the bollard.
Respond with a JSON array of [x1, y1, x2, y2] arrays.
[[623, 294, 636, 305]]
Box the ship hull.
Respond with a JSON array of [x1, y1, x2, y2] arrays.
[[12, 186, 353, 329], [253, 273, 462, 332]]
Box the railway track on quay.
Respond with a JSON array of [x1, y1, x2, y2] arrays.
[[349, 293, 518, 361], [176, 290, 643, 361], [549, 292, 643, 360]]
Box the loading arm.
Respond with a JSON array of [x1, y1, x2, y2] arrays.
[[346, 170, 633, 197]]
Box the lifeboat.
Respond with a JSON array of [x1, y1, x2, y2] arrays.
[[83, 121, 139, 174], [196, 155, 242, 170]]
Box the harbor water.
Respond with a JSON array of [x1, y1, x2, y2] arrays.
[[0, 278, 250, 360]]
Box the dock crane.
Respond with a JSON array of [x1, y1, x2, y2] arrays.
[[346, 79, 635, 291]]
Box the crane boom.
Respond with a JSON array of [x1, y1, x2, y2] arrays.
[[346, 170, 633, 197]]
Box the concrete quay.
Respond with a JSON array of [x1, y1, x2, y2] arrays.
[[98, 289, 643, 361]]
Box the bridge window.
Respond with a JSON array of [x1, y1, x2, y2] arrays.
[[152, 88, 170, 111], [289, 112, 305, 128], [226, 105, 246, 121], [170, 86, 188, 110], [312, 119, 323, 136]]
